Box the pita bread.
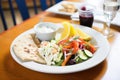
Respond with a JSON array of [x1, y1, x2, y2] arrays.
[[31, 33, 41, 47], [13, 34, 46, 64]]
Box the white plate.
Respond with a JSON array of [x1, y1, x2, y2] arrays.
[[10, 24, 110, 74], [46, 1, 80, 16]]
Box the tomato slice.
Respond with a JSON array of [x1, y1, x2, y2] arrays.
[[72, 40, 79, 54]]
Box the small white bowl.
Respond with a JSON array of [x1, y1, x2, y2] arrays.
[[34, 22, 58, 41]]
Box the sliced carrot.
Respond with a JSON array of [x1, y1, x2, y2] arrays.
[[79, 38, 96, 53], [86, 42, 96, 53], [58, 38, 69, 45], [62, 54, 72, 66]]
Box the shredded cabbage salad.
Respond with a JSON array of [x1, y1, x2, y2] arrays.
[[38, 36, 96, 66]]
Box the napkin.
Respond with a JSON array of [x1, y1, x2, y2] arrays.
[[71, 10, 120, 26]]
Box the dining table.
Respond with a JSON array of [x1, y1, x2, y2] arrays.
[[0, 0, 120, 80]]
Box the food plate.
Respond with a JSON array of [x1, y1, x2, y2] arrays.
[[46, 1, 80, 16], [10, 24, 110, 74]]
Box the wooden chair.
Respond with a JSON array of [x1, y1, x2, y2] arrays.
[[0, 0, 62, 31]]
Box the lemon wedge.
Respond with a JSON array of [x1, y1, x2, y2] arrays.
[[75, 28, 91, 41], [59, 22, 70, 40], [58, 22, 91, 41], [69, 23, 79, 37]]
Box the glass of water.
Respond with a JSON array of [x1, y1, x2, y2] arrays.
[[103, 0, 119, 38]]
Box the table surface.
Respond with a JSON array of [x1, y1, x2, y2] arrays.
[[0, 0, 120, 80]]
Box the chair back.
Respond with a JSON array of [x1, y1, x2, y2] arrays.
[[16, 0, 30, 20], [0, 0, 63, 31]]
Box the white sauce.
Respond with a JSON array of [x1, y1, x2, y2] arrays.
[[38, 26, 54, 33]]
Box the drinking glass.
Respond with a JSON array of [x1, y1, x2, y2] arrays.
[[103, 0, 119, 38]]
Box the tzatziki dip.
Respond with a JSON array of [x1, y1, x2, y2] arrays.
[[38, 26, 54, 33]]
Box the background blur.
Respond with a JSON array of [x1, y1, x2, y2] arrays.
[[0, 0, 54, 33]]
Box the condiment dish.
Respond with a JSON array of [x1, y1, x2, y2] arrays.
[[34, 22, 58, 41]]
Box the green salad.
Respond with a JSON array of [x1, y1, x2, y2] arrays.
[[38, 36, 96, 66]]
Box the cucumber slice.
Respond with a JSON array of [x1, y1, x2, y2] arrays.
[[84, 50, 93, 58], [78, 50, 88, 60], [75, 56, 83, 63]]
